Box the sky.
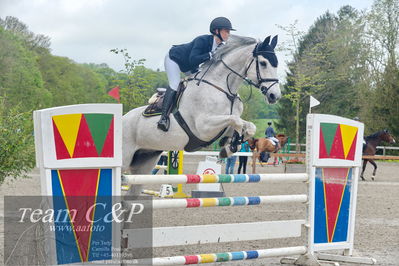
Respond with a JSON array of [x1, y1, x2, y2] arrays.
[[0, 0, 374, 78]]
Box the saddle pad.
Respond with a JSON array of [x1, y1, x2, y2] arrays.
[[142, 80, 188, 117], [142, 96, 163, 117]]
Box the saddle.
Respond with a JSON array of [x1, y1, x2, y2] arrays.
[[142, 81, 188, 117]]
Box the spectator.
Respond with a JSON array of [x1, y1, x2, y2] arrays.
[[225, 155, 237, 174], [238, 141, 250, 174]]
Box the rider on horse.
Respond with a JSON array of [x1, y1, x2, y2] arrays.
[[265, 121, 280, 150], [157, 17, 236, 131]]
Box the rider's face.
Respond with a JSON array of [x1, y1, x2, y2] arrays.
[[215, 29, 231, 43]]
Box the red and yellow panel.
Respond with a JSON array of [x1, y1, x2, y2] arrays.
[[52, 113, 114, 160]]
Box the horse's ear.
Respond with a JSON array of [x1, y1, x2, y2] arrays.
[[263, 36, 271, 45], [270, 35, 278, 49]]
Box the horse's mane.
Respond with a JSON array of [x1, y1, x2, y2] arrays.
[[201, 35, 257, 68], [365, 130, 386, 140]]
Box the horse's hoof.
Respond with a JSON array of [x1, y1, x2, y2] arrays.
[[372, 176, 375, 181], [229, 145, 238, 153]]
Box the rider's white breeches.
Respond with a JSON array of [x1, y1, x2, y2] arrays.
[[164, 54, 181, 91], [269, 137, 279, 143]]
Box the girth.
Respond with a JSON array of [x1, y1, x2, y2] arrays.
[[173, 111, 227, 152]]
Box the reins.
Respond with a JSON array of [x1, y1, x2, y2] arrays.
[[187, 42, 281, 116], [193, 42, 279, 106]]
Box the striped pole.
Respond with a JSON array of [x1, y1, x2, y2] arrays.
[[123, 194, 308, 210], [122, 173, 308, 185], [132, 246, 307, 265]]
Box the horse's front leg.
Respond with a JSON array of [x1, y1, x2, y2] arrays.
[[369, 159, 377, 181], [241, 120, 256, 140], [197, 114, 245, 158], [218, 126, 235, 147], [196, 114, 243, 140], [222, 119, 257, 157], [360, 159, 367, 181]]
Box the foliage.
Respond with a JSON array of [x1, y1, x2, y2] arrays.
[[277, 7, 370, 146], [0, 26, 52, 111], [276, 20, 330, 149], [362, 0, 399, 136], [37, 53, 108, 106], [0, 100, 35, 184], [275, 1, 399, 147], [239, 85, 279, 121], [0, 16, 51, 53], [111, 48, 155, 113]]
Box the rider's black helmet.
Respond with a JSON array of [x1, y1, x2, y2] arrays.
[[210, 17, 236, 34]]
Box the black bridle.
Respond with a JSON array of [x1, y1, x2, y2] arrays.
[[221, 43, 279, 95]]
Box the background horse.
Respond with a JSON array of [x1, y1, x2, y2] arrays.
[[248, 134, 288, 166], [361, 129, 396, 181], [122, 35, 281, 193]]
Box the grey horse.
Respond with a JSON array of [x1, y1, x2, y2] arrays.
[[122, 35, 281, 185]]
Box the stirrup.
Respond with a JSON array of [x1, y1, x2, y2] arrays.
[[157, 117, 170, 131]]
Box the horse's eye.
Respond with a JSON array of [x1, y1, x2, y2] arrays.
[[260, 61, 267, 67]]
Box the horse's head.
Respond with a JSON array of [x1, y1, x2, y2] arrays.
[[382, 129, 396, 144], [246, 35, 281, 104], [276, 134, 288, 146], [247, 137, 257, 150]]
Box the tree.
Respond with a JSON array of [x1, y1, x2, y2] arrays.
[[363, 0, 399, 136], [0, 16, 51, 52], [277, 7, 370, 148], [111, 48, 155, 113], [0, 26, 52, 111], [316, 6, 368, 118], [0, 99, 35, 184], [277, 21, 329, 151], [37, 53, 108, 106]]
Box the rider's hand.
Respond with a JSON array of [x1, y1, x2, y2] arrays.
[[218, 41, 226, 47]]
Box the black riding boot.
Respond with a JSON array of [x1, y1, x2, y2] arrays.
[[157, 89, 177, 131]]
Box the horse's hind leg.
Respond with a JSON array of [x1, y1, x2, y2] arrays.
[[127, 150, 163, 195], [360, 159, 367, 181], [369, 159, 377, 181]]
